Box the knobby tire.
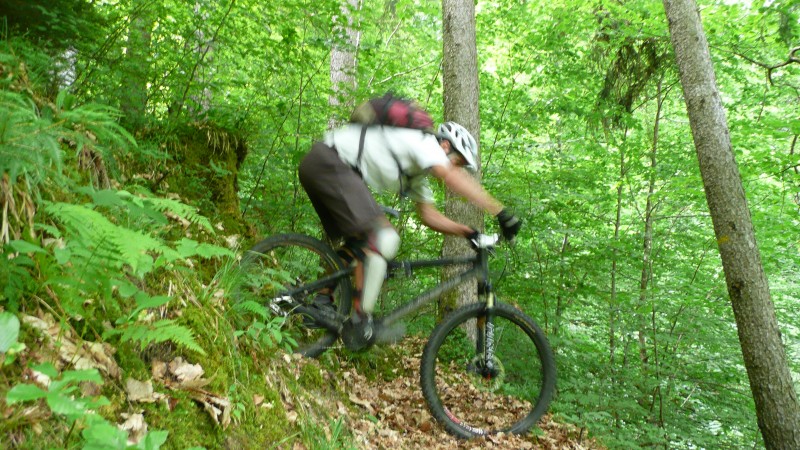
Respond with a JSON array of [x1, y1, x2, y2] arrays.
[[239, 234, 351, 358], [420, 302, 556, 438]]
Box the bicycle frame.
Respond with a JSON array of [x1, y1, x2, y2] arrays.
[[282, 245, 496, 333], [382, 250, 492, 326]]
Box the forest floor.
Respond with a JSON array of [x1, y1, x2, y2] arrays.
[[288, 337, 603, 450]]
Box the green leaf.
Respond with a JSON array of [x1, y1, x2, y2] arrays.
[[6, 384, 47, 403], [0, 312, 20, 352], [8, 240, 47, 255], [135, 430, 170, 450], [30, 362, 59, 378], [61, 368, 104, 385], [175, 238, 233, 259], [81, 420, 129, 450], [47, 392, 92, 419], [82, 188, 125, 208], [124, 292, 172, 321], [114, 278, 140, 298]]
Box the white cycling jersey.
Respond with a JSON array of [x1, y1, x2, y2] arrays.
[[324, 125, 451, 203]]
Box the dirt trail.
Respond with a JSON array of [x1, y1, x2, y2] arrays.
[[326, 338, 602, 450]]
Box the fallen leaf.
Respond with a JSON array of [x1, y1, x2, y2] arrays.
[[125, 378, 165, 403], [349, 393, 376, 415], [151, 360, 167, 380], [189, 389, 231, 429], [118, 413, 147, 445], [21, 313, 121, 379], [168, 357, 203, 380]]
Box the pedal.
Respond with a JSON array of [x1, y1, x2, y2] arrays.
[[268, 295, 292, 316]]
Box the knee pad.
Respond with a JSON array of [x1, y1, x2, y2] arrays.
[[368, 226, 400, 260], [360, 227, 400, 313]]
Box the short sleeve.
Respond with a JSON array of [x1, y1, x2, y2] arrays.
[[404, 175, 434, 203]]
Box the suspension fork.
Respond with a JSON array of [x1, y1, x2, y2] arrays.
[[475, 265, 497, 372]]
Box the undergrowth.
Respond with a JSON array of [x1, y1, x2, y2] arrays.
[[0, 44, 365, 450]]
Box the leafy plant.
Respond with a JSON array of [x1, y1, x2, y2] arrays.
[[105, 318, 206, 355], [0, 311, 24, 366], [299, 417, 355, 450], [6, 363, 169, 449]]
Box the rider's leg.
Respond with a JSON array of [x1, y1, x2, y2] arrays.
[[359, 219, 400, 315], [343, 220, 399, 343], [339, 218, 400, 317]]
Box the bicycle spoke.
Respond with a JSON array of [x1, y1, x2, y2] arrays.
[[236, 234, 351, 357], [421, 303, 555, 438]]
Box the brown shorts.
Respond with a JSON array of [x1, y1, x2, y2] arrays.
[[298, 142, 382, 240]]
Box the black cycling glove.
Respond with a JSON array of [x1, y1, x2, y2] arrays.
[[496, 209, 522, 242]]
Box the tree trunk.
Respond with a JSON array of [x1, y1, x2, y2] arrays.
[[188, 0, 214, 119], [663, 1, 800, 447], [119, 0, 153, 134], [638, 78, 664, 422], [440, 0, 482, 318], [329, 0, 360, 129], [605, 125, 626, 369], [638, 79, 664, 372]]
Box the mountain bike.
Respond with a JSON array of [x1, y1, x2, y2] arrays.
[[237, 232, 556, 438]]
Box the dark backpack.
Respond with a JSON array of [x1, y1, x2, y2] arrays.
[[350, 93, 434, 131]]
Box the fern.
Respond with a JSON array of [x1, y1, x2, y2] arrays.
[[232, 300, 270, 320], [55, 91, 136, 156], [79, 186, 214, 233], [139, 195, 214, 232], [0, 90, 63, 186], [0, 49, 134, 190], [104, 319, 206, 355], [45, 201, 169, 276]]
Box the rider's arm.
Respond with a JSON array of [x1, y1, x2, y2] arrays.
[[415, 202, 474, 237], [428, 164, 504, 216]]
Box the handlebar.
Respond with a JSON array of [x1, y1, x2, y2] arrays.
[[471, 233, 500, 250]]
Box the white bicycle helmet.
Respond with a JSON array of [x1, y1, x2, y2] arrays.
[[437, 122, 478, 171]]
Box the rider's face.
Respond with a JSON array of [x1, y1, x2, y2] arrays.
[[440, 139, 467, 167]]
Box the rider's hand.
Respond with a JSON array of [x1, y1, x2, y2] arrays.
[[466, 229, 497, 249], [496, 209, 522, 242], [466, 228, 481, 249]]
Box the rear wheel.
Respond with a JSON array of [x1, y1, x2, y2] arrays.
[[236, 234, 351, 357], [420, 302, 556, 438]]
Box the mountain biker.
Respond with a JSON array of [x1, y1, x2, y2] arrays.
[[298, 118, 522, 348]]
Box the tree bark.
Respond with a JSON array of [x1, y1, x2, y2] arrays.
[[329, 0, 360, 129], [440, 0, 482, 317], [663, 1, 800, 447], [119, 0, 153, 134]]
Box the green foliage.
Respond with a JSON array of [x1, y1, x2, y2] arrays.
[[104, 319, 206, 355], [0, 311, 24, 365], [2, 0, 799, 448], [0, 89, 62, 182], [232, 312, 297, 353], [6, 363, 169, 449], [0, 311, 20, 352], [299, 417, 355, 450]]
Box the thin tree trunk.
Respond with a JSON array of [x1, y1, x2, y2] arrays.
[[638, 78, 666, 424], [638, 79, 664, 371], [663, 1, 800, 447], [329, 0, 360, 129], [607, 128, 625, 368], [440, 0, 482, 319], [119, 0, 153, 133]]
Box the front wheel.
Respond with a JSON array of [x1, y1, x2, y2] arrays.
[[420, 302, 556, 438]]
